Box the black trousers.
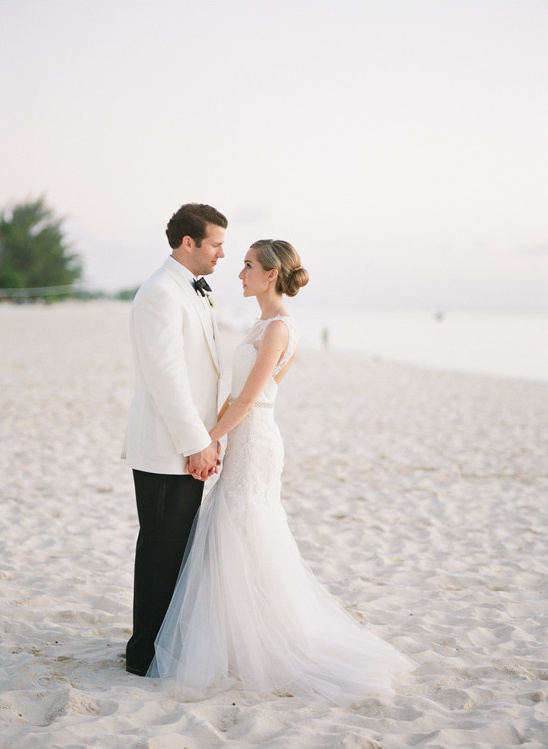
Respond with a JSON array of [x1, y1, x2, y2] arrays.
[[126, 470, 204, 675]]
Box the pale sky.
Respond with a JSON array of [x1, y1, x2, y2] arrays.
[[1, 0, 547, 309]]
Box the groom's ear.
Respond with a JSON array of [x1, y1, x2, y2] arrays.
[[180, 235, 194, 254]]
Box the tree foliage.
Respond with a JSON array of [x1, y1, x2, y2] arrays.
[[0, 198, 83, 290]]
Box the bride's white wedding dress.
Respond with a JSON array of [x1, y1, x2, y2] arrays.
[[148, 316, 413, 703]]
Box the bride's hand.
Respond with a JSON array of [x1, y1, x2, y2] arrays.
[[188, 443, 219, 481], [186, 441, 222, 480]]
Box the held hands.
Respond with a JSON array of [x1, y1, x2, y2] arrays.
[[187, 442, 221, 481]]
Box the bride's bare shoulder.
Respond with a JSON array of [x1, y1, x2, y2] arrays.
[[260, 318, 290, 344]]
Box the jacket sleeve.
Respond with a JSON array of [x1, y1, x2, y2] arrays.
[[131, 282, 212, 457]]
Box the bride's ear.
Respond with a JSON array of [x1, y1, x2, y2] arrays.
[[268, 269, 278, 283]]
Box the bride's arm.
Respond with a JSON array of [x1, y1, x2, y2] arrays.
[[217, 395, 230, 421], [209, 321, 288, 444]]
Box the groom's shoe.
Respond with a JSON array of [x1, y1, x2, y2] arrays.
[[126, 664, 147, 676]]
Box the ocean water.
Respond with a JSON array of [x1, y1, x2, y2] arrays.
[[218, 306, 548, 383]]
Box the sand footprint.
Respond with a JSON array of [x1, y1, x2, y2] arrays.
[[2, 686, 71, 727], [335, 734, 384, 749]]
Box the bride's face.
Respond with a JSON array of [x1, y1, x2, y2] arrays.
[[239, 248, 272, 297]]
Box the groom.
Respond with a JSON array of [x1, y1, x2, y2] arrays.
[[122, 202, 228, 676]]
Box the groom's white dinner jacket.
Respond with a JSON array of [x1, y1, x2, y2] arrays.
[[122, 256, 224, 475]]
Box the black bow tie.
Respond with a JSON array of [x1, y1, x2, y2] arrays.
[[192, 277, 212, 297]]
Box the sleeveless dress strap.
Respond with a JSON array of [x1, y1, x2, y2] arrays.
[[253, 316, 298, 377]]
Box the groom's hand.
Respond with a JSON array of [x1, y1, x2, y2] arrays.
[[188, 443, 219, 481]]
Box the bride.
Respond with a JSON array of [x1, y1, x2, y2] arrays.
[[148, 239, 413, 703]]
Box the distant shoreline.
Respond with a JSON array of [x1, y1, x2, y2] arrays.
[[1, 298, 547, 385]]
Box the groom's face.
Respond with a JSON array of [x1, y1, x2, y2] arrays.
[[192, 223, 226, 276]]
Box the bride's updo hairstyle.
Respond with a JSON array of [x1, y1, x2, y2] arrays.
[[251, 240, 309, 297]]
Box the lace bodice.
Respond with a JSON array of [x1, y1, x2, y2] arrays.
[[231, 316, 298, 406], [221, 316, 298, 522]]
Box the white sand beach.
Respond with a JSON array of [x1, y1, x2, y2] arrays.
[[1, 300, 547, 749]]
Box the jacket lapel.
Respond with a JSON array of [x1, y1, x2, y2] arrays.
[[192, 288, 222, 377], [162, 259, 222, 376]]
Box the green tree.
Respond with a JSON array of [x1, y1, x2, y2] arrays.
[[0, 198, 83, 290]]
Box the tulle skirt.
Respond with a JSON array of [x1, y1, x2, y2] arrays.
[[147, 475, 413, 704]]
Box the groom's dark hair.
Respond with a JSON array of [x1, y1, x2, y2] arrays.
[[166, 203, 228, 249]]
